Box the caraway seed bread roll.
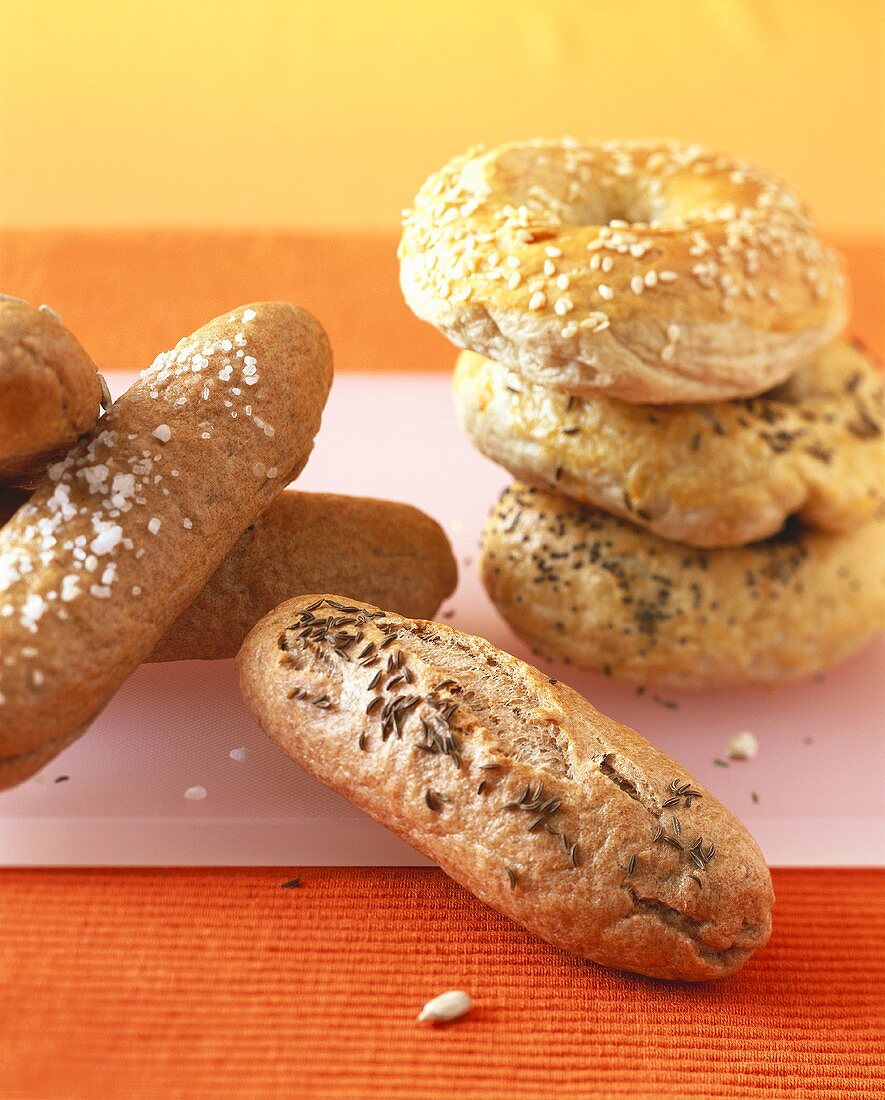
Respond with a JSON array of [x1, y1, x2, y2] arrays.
[[239, 595, 774, 981]]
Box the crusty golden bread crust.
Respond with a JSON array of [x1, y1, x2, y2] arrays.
[[239, 595, 774, 981], [400, 139, 846, 403], [482, 484, 885, 688], [149, 491, 456, 661], [0, 298, 102, 485], [0, 303, 332, 788], [454, 341, 885, 547]]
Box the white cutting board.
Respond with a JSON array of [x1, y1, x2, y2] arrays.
[[1, 373, 882, 866]]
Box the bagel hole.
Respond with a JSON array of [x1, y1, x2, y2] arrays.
[[493, 147, 663, 228]]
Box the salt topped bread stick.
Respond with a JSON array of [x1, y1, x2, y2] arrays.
[[0, 302, 332, 789], [0, 489, 457, 663]]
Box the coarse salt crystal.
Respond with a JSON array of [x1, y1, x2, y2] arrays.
[[148, 517, 161, 535], [152, 425, 172, 443], [21, 593, 46, 631], [184, 786, 207, 800], [90, 524, 123, 556], [60, 575, 80, 602]]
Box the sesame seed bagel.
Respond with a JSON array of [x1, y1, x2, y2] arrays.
[[481, 484, 885, 689], [239, 595, 773, 980], [0, 297, 102, 486], [455, 340, 884, 548], [0, 303, 332, 790], [400, 139, 846, 404]]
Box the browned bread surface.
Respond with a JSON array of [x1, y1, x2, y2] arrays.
[[0, 298, 102, 485], [239, 595, 774, 981], [455, 340, 885, 547], [481, 483, 885, 687], [401, 139, 846, 403], [0, 303, 332, 788], [149, 491, 457, 661]]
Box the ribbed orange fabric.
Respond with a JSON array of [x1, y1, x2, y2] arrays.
[[0, 231, 882, 373], [0, 234, 882, 1098], [0, 868, 882, 1099]]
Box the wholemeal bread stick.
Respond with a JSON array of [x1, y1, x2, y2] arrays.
[[149, 491, 457, 661], [0, 303, 332, 789], [0, 490, 457, 663], [0, 297, 102, 486], [239, 595, 774, 981]]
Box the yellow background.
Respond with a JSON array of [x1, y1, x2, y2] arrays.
[[0, 0, 882, 233]]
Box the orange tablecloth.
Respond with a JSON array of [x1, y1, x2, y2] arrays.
[[2, 868, 883, 1099], [0, 232, 883, 1099]]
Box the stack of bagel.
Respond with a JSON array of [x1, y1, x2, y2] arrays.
[[400, 138, 885, 687]]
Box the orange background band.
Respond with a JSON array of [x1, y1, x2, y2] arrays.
[[0, 230, 882, 374]]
